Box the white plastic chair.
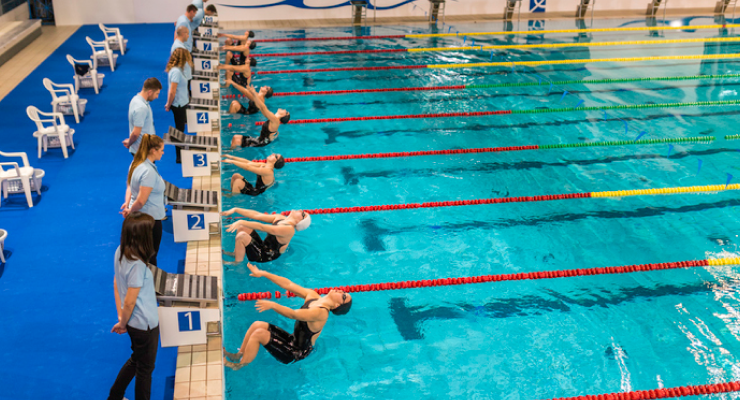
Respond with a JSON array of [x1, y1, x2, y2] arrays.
[[99, 23, 127, 55], [66, 55, 102, 94], [43, 78, 82, 123], [0, 229, 6, 263], [26, 106, 75, 159], [86, 36, 116, 72], [0, 151, 39, 208]]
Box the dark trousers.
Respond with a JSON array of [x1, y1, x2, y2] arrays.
[[171, 105, 188, 163], [108, 325, 160, 400], [150, 219, 162, 266]]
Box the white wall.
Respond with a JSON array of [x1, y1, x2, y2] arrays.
[[51, 0, 721, 26]]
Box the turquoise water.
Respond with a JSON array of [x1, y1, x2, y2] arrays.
[[220, 17, 740, 399]]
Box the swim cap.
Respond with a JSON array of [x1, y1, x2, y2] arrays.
[[295, 213, 311, 231]]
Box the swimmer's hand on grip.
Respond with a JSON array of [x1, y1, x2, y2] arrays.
[[247, 262, 266, 278], [255, 300, 276, 313]]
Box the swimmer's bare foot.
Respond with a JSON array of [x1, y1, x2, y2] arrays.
[[223, 347, 242, 362], [224, 357, 245, 371]]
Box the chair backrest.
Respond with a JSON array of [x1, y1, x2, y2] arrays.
[[42, 78, 60, 101], [98, 23, 118, 40], [66, 55, 93, 76], [26, 106, 44, 131], [86, 36, 109, 53], [0, 151, 31, 169]]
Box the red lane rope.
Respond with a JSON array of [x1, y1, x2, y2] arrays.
[[221, 85, 465, 99], [252, 145, 539, 163], [256, 65, 426, 75], [235, 259, 710, 300], [267, 192, 590, 216], [253, 35, 405, 43], [542, 381, 740, 400], [251, 49, 407, 57], [254, 110, 512, 125]]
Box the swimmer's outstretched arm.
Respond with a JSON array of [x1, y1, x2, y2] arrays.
[[223, 158, 271, 177], [218, 32, 250, 41], [248, 263, 319, 301], [218, 64, 251, 73], [245, 86, 280, 126], [226, 80, 249, 96], [256, 300, 324, 322], [220, 207, 279, 223]]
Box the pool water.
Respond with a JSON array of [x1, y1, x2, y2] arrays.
[[219, 16, 740, 399]]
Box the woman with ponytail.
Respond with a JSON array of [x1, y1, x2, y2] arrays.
[[165, 47, 193, 163], [121, 134, 166, 266]]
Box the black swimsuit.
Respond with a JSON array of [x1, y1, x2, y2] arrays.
[[240, 121, 277, 148], [245, 219, 289, 263], [264, 299, 328, 364], [239, 174, 273, 196], [236, 100, 259, 115]]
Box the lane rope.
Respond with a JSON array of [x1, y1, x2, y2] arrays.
[[252, 24, 740, 43], [217, 73, 740, 98], [255, 53, 740, 75], [253, 99, 740, 125], [250, 136, 714, 164], [234, 257, 739, 300], [251, 37, 740, 57]]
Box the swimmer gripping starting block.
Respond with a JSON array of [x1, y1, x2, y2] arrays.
[[147, 263, 218, 307], [164, 126, 219, 149], [164, 180, 218, 210]]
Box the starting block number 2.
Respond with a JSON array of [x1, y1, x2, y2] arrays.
[[187, 213, 205, 230]]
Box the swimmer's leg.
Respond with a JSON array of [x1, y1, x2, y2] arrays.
[[229, 100, 241, 114], [225, 321, 270, 369], [233, 226, 254, 263], [231, 173, 246, 194]]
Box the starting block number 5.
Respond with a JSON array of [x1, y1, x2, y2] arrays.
[[199, 83, 210, 93], [187, 213, 205, 230]]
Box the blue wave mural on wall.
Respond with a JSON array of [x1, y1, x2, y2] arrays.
[[218, 0, 416, 10]]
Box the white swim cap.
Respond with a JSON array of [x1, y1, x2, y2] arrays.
[[295, 212, 311, 231]]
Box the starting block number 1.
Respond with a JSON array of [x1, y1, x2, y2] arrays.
[[197, 112, 209, 124], [187, 213, 205, 230], [177, 311, 202, 332]]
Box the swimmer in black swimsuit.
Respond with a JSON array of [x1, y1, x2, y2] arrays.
[[221, 208, 311, 264], [222, 153, 284, 196], [223, 263, 353, 370], [226, 83, 290, 149], [218, 58, 257, 87], [219, 30, 255, 43], [227, 84, 273, 115]]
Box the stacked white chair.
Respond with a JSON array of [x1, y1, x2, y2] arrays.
[[42, 78, 84, 123], [86, 36, 117, 72], [66, 55, 103, 94], [26, 106, 75, 159], [0, 151, 41, 208], [98, 24, 127, 55]]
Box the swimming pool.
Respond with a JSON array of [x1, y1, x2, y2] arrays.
[[219, 16, 740, 399]]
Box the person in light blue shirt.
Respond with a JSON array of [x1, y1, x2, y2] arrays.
[[108, 212, 160, 400], [175, 0, 206, 52], [124, 78, 161, 155], [171, 26, 192, 81], [122, 134, 166, 266]]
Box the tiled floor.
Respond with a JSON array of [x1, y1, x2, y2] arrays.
[[0, 25, 79, 102]]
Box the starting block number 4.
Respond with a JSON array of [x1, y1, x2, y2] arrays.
[[187, 213, 205, 230], [197, 112, 209, 124], [177, 311, 202, 332]]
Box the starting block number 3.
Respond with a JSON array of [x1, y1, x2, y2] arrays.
[[187, 213, 205, 230], [177, 311, 201, 332]]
